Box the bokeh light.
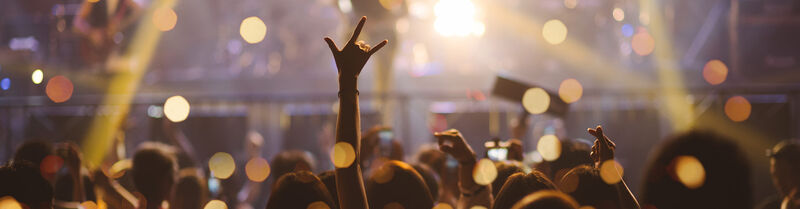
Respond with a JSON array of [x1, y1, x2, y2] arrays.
[[612, 8, 625, 22], [152, 7, 177, 32], [537, 135, 562, 161], [472, 158, 497, 185], [338, 0, 353, 13], [0, 196, 22, 209], [522, 88, 550, 114], [80, 201, 98, 209], [564, 0, 577, 9], [240, 16, 267, 44], [331, 142, 356, 168], [203, 200, 227, 209], [433, 203, 454, 209], [558, 78, 583, 104], [209, 152, 236, 179], [245, 157, 271, 182], [109, 159, 132, 179], [40, 155, 64, 176], [433, 0, 483, 37], [373, 163, 395, 184], [32, 69, 43, 84], [542, 19, 568, 45], [0, 78, 8, 90], [673, 155, 705, 189], [703, 59, 728, 85], [164, 96, 190, 122], [725, 96, 751, 122], [579, 206, 597, 209], [632, 31, 655, 56], [470, 206, 489, 209], [599, 160, 624, 184], [379, 0, 402, 11], [306, 201, 331, 209], [621, 24, 634, 37], [46, 76, 74, 103]]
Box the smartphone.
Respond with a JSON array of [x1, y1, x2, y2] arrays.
[[487, 147, 509, 161]]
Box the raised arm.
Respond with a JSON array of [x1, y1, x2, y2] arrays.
[[435, 129, 494, 209], [588, 126, 641, 209], [325, 16, 388, 209]]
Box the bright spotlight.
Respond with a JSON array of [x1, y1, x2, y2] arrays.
[[434, 0, 483, 37]]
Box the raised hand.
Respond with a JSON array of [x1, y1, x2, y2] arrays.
[[434, 129, 476, 164], [588, 125, 616, 167], [324, 16, 388, 80]]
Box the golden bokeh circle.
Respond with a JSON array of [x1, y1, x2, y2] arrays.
[[673, 155, 705, 189], [245, 157, 271, 182], [164, 96, 191, 122], [558, 78, 583, 104], [537, 135, 562, 161], [472, 158, 498, 185], [703, 59, 728, 85], [522, 88, 550, 114], [632, 31, 655, 56], [724, 96, 751, 122], [46, 76, 74, 103], [331, 142, 356, 168], [599, 160, 624, 184], [306, 201, 331, 209], [240, 16, 267, 44], [203, 200, 227, 209], [153, 7, 177, 32], [542, 19, 568, 45], [209, 152, 236, 179]]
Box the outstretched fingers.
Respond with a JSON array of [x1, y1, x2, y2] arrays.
[[368, 40, 388, 55], [324, 37, 339, 54], [348, 16, 367, 45]]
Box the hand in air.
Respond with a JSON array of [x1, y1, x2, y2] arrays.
[[324, 16, 388, 78], [434, 129, 476, 164], [588, 125, 616, 167]]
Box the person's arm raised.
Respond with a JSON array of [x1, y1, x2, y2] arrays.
[[588, 125, 641, 209], [325, 16, 387, 209], [435, 129, 493, 209]]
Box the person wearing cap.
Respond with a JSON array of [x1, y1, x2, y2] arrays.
[[758, 140, 800, 209]]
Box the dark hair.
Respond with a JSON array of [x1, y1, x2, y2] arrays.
[[493, 161, 525, 197], [559, 165, 618, 209], [266, 171, 335, 209], [534, 139, 592, 181], [366, 160, 434, 209], [270, 150, 316, 183], [493, 170, 557, 209], [317, 171, 339, 209], [412, 164, 441, 200], [132, 143, 177, 208], [0, 161, 54, 209], [640, 130, 751, 209], [510, 190, 579, 209], [171, 169, 207, 209], [13, 141, 52, 169]]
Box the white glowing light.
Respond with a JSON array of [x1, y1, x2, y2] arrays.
[[434, 0, 483, 37]]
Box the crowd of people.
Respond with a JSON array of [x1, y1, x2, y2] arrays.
[[2, 16, 800, 209]]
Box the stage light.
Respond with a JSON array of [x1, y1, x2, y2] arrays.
[[564, 0, 577, 9], [599, 160, 624, 184], [331, 142, 356, 168], [612, 8, 625, 22], [621, 24, 634, 37], [472, 158, 497, 185], [542, 19, 567, 45], [164, 96, 190, 122], [32, 69, 43, 84], [725, 96, 751, 122], [537, 135, 561, 161], [433, 0, 482, 37], [338, 0, 353, 13], [379, 0, 402, 11], [473, 21, 486, 36], [1, 78, 10, 90], [703, 59, 728, 85], [203, 200, 227, 209], [240, 16, 267, 44], [306, 201, 331, 209], [433, 203, 454, 209], [153, 7, 177, 32], [209, 152, 236, 179], [673, 155, 705, 189], [558, 78, 583, 104], [46, 76, 74, 103], [632, 31, 655, 56], [0, 196, 22, 209], [245, 157, 271, 182], [522, 88, 550, 114]]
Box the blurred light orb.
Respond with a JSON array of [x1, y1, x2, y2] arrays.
[[46, 76, 74, 103], [332, 142, 356, 168], [203, 200, 227, 209], [473, 21, 486, 37], [621, 24, 634, 37], [433, 203, 454, 209], [379, 0, 402, 11], [1, 78, 9, 90], [240, 16, 267, 44], [32, 69, 43, 84], [40, 155, 64, 175], [245, 157, 271, 182], [639, 12, 650, 25], [472, 158, 497, 185], [80, 201, 98, 209], [209, 152, 236, 179], [433, 0, 482, 37], [725, 96, 751, 122], [564, 0, 577, 9], [703, 59, 728, 85], [542, 19, 568, 45], [164, 96, 190, 122], [147, 105, 164, 118], [537, 135, 562, 161], [306, 201, 331, 209], [558, 78, 583, 104], [632, 31, 655, 56], [338, 0, 353, 13], [470, 206, 489, 209], [599, 160, 624, 184], [522, 88, 550, 114], [0, 196, 22, 209], [673, 155, 705, 189], [373, 163, 395, 184], [152, 7, 177, 32], [612, 8, 625, 22]]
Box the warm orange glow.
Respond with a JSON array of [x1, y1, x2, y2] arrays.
[[164, 96, 190, 122], [537, 135, 562, 161], [542, 19, 568, 45], [209, 152, 236, 179], [40, 155, 64, 175], [240, 16, 267, 44], [472, 158, 497, 185], [46, 76, 74, 103], [245, 157, 271, 182], [469, 206, 488, 209], [331, 142, 356, 168], [81, 201, 98, 209], [0, 196, 22, 209], [203, 200, 227, 209], [153, 7, 177, 32], [599, 160, 624, 184], [673, 155, 705, 189], [522, 88, 550, 114], [703, 60, 728, 85], [306, 201, 331, 209], [373, 163, 395, 184], [632, 31, 655, 56], [612, 8, 625, 22], [558, 78, 583, 104], [433, 203, 454, 209], [725, 96, 751, 122]]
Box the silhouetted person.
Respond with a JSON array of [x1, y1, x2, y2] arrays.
[[171, 169, 207, 209], [412, 164, 441, 203], [13, 141, 52, 171], [270, 150, 317, 185], [265, 171, 336, 209], [493, 171, 557, 209], [318, 171, 340, 209], [641, 130, 751, 209], [132, 143, 178, 209], [510, 190, 579, 209], [758, 140, 800, 209], [435, 129, 493, 208], [0, 161, 54, 209], [534, 139, 592, 182], [559, 165, 620, 209], [366, 160, 434, 209], [493, 161, 525, 197]]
